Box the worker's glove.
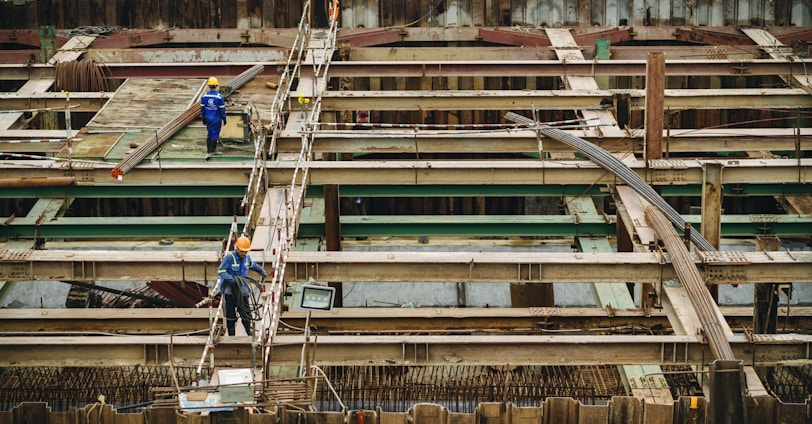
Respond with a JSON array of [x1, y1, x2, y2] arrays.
[[200, 115, 207, 124], [259, 269, 267, 277], [222, 118, 227, 125]]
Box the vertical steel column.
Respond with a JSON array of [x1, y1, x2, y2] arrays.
[[753, 235, 781, 334], [324, 183, 342, 307], [702, 162, 723, 301], [645, 52, 665, 161]]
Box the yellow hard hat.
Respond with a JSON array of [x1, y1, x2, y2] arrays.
[[235, 236, 251, 251], [207, 76, 219, 86]]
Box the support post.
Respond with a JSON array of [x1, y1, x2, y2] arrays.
[[323, 183, 342, 307], [702, 162, 723, 302], [645, 52, 665, 161], [753, 235, 781, 334]]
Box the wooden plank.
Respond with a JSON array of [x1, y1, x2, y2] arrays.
[[87, 78, 205, 128], [0, 130, 79, 139], [47, 35, 97, 65]]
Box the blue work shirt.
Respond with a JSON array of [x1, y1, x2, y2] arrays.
[[217, 250, 264, 296], [200, 89, 226, 124]]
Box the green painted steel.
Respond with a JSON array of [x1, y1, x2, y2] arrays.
[[0, 216, 246, 239], [0, 185, 247, 199], [1, 213, 810, 240]]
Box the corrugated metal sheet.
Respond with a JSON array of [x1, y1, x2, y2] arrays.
[[0, 0, 809, 30]]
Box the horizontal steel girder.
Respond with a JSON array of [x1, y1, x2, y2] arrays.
[[0, 250, 809, 285], [0, 158, 809, 186], [0, 216, 247, 239], [0, 333, 807, 367], [281, 128, 812, 155], [265, 159, 812, 185], [5, 27, 805, 50], [2, 183, 808, 200], [1, 213, 810, 240], [294, 214, 812, 237], [347, 46, 764, 61], [284, 251, 812, 285], [317, 89, 812, 111], [322, 60, 812, 78], [0, 92, 113, 112], [0, 184, 247, 199], [4, 59, 811, 80], [1, 307, 809, 334]]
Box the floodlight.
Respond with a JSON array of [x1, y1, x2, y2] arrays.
[[298, 284, 335, 312]]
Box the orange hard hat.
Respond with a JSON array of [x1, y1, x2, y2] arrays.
[[235, 236, 251, 251]]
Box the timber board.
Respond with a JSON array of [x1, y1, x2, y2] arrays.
[[86, 78, 205, 128]]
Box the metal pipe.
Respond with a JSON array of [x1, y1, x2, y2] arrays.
[[0, 176, 75, 188]]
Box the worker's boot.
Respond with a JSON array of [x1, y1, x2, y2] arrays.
[[243, 324, 253, 338]]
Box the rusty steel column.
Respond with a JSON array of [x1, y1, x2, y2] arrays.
[[702, 162, 723, 302], [645, 52, 665, 161], [754, 235, 781, 334], [324, 183, 343, 307]]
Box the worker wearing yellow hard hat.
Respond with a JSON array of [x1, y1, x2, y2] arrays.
[[200, 76, 227, 158], [217, 235, 266, 336]]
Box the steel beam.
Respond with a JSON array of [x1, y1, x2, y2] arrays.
[[0, 216, 247, 239], [317, 89, 812, 111], [264, 159, 811, 186], [83, 48, 289, 64], [3, 59, 812, 81], [0, 184, 247, 199], [348, 46, 763, 61], [0, 307, 809, 335], [2, 212, 810, 240], [0, 333, 807, 367], [0, 158, 808, 187], [322, 60, 812, 78], [1, 249, 809, 284], [0, 92, 113, 112], [279, 128, 811, 155]]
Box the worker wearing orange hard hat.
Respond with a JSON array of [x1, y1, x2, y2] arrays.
[[217, 235, 266, 336], [200, 76, 226, 158]]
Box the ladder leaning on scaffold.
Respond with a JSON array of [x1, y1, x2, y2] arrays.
[[196, 0, 342, 385]]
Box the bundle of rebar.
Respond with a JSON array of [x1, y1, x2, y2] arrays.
[[645, 205, 735, 360], [110, 64, 265, 179], [504, 112, 717, 252], [219, 64, 264, 99]]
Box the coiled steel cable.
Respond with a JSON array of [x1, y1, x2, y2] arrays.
[[505, 112, 717, 252], [54, 60, 109, 93]]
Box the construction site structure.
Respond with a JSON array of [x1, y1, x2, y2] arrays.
[[0, 0, 811, 423]]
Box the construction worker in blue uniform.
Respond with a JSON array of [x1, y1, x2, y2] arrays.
[[217, 235, 266, 336], [200, 76, 227, 157]]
